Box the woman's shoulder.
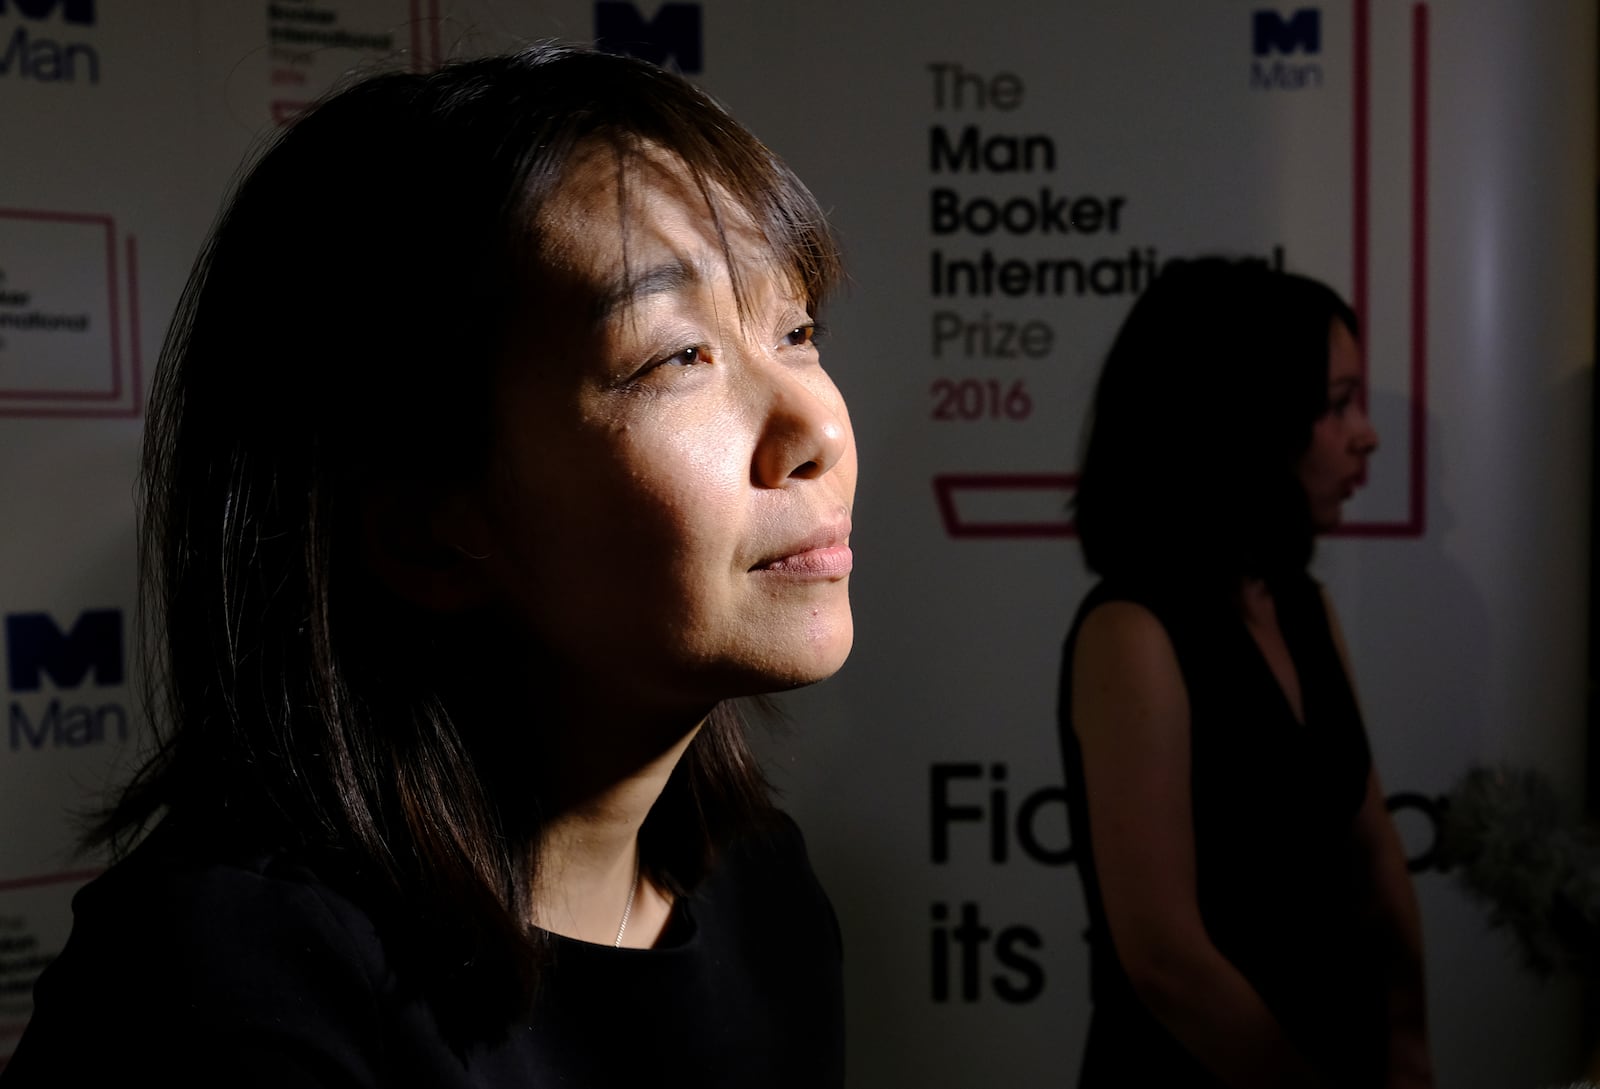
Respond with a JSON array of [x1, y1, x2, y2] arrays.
[[1060, 580, 1231, 721], [7, 820, 389, 1084], [700, 808, 840, 948], [1064, 589, 1191, 721], [728, 807, 811, 862], [711, 809, 830, 905], [1067, 579, 1187, 654], [74, 819, 382, 967]]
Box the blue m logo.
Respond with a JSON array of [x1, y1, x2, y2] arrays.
[[595, 2, 703, 74], [1253, 8, 1320, 56], [5, 610, 123, 692], [0, 0, 95, 26]]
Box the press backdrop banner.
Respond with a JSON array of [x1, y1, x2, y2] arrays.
[[0, 2, 1593, 1085]]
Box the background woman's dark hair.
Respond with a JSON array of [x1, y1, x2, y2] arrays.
[[1073, 256, 1357, 595], [93, 43, 842, 1043]]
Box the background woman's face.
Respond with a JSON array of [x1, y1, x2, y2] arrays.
[[1298, 318, 1378, 531], [472, 145, 857, 719]]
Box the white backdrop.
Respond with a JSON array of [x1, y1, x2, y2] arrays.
[[0, 2, 1593, 1085]]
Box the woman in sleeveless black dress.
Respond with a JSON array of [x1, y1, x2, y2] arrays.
[[1059, 258, 1432, 1088]]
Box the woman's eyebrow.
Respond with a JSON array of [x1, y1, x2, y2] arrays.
[[592, 258, 701, 325]]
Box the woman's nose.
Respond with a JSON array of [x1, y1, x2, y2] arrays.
[[1354, 408, 1379, 455], [751, 365, 851, 488]]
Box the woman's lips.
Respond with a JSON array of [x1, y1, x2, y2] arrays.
[[753, 521, 853, 577], [756, 543, 854, 578]]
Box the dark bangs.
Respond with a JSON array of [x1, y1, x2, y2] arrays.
[[492, 51, 842, 323]]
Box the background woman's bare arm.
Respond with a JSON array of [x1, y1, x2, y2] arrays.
[[1072, 601, 1335, 1089]]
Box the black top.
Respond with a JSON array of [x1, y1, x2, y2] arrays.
[[2, 813, 844, 1088], [1059, 575, 1386, 1087]]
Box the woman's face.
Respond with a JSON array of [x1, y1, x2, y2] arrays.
[[1298, 318, 1378, 531], [469, 145, 856, 719]]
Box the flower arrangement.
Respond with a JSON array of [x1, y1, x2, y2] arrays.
[[1438, 764, 1600, 979]]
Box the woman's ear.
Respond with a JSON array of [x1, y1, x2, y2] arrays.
[[359, 482, 496, 612]]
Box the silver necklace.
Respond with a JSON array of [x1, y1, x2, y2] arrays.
[[613, 857, 641, 948]]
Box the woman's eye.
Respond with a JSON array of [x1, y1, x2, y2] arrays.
[[660, 345, 712, 368], [782, 323, 817, 348], [1327, 385, 1360, 416]]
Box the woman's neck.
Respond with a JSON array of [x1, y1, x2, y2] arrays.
[[1238, 575, 1273, 616], [530, 712, 703, 947]]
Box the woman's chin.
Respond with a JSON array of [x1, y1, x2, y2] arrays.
[[736, 616, 856, 696], [1312, 500, 1345, 533]]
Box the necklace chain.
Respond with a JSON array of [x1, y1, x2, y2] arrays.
[[613, 856, 641, 948]]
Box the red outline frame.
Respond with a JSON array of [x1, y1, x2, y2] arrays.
[[1339, 0, 1428, 538], [934, 473, 1077, 539], [0, 869, 102, 895], [409, 0, 442, 72], [0, 868, 103, 1063], [934, 1, 1430, 540], [0, 225, 142, 420], [0, 210, 118, 402], [269, 99, 312, 126]]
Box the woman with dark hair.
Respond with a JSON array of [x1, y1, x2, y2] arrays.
[[1059, 258, 1431, 1088], [4, 43, 854, 1087]]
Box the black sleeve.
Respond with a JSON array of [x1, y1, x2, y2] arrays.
[[3, 857, 385, 1088]]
